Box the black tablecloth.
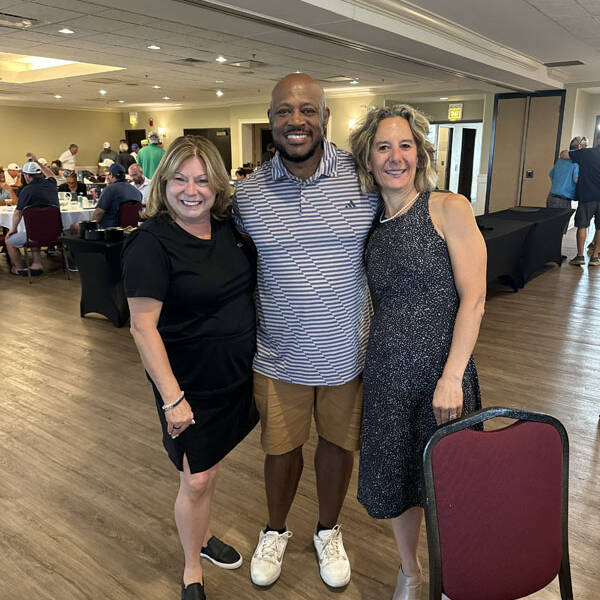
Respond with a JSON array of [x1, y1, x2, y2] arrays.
[[477, 217, 532, 289], [477, 207, 573, 289], [60, 235, 129, 327]]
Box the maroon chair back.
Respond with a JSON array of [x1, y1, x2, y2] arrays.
[[118, 201, 143, 227], [22, 204, 63, 247], [424, 407, 572, 600]]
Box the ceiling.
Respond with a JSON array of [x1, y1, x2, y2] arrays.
[[0, 0, 598, 111]]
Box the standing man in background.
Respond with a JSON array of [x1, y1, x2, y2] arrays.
[[547, 137, 579, 212], [59, 144, 78, 172], [562, 141, 600, 266], [98, 142, 118, 166], [136, 131, 165, 179]]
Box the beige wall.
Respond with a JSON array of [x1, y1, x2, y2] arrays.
[[0, 105, 124, 169], [385, 99, 484, 122], [584, 94, 600, 143], [572, 89, 592, 142]]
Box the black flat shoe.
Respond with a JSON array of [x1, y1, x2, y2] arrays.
[[200, 536, 242, 569], [181, 581, 206, 600]]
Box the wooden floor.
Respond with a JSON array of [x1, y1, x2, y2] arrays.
[[1, 228, 598, 600]]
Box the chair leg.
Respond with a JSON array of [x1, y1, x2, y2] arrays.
[[61, 245, 70, 280], [558, 553, 574, 599], [23, 246, 32, 284]]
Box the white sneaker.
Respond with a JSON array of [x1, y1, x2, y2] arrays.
[[250, 529, 293, 586], [313, 524, 351, 587]]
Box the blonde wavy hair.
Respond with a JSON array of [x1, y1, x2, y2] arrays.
[[349, 104, 437, 195], [143, 135, 232, 220]]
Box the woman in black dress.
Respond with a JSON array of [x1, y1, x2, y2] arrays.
[[350, 106, 486, 600], [122, 136, 258, 600]]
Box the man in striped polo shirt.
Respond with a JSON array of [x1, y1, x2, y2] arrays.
[[234, 73, 379, 589]]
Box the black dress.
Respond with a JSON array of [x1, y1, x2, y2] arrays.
[[122, 213, 258, 473], [358, 192, 481, 519]]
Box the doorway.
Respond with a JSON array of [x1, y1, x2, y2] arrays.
[[184, 128, 232, 173], [430, 122, 482, 201], [125, 129, 146, 150], [593, 115, 600, 148]]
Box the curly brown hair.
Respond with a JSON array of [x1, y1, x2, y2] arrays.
[[349, 104, 437, 195]]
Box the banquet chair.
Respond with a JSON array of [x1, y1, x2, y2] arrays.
[[118, 200, 144, 227], [423, 407, 573, 600], [22, 204, 69, 283]]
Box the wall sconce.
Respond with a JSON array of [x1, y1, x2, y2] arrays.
[[349, 119, 357, 129], [157, 126, 167, 137]]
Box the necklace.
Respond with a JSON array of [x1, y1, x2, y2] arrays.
[[379, 192, 420, 223]]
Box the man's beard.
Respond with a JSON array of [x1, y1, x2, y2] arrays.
[[274, 135, 323, 163]]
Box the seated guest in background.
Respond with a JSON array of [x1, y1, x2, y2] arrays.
[[130, 143, 139, 161], [5, 158, 59, 276], [98, 141, 118, 166], [58, 171, 87, 196], [117, 142, 136, 171], [579, 136, 588, 149], [50, 160, 63, 177], [547, 137, 579, 212], [261, 142, 275, 164], [92, 162, 142, 227], [0, 168, 18, 205], [5, 163, 21, 187], [59, 144, 78, 171], [128, 163, 151, 204], [235, 167, 248, 180]]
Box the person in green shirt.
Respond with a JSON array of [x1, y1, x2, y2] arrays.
[[137, 131, 165, 179]]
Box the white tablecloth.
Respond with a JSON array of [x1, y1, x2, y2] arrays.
[[0, 206, 94, 232]]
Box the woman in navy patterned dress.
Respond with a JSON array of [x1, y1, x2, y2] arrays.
[[350, 106, 486, 599]]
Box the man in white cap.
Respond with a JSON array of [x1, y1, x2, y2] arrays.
[[5, 157, 60, 276], [98, 142, 118, 166], [5, 163, 21, 187], [59, 144, 79, 172], [136, 131, 164, 179]]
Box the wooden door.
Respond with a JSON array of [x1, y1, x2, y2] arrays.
[[487, 97, 527, 212], [520, 95, 562, 207]]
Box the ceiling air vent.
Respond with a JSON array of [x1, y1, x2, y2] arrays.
[[543, 60, 584, 67], [228, 60, 265, 69], [322, 75, 354, 82], [0, 12, 37, 29], [169, 57, 207, 64], [84, 77, 126, 84]]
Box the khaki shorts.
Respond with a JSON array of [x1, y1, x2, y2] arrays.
[[253, 371, 363, 455]]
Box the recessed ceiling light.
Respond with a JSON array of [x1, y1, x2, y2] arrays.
[[215, 80, 224, 83], [162, 96, 171, 100], [54, 94, 62, 99], [99, 89, 107, 95], [440, 97, 449, 100], [350, 79, 359, 85], [216, 90, 224, 97], [147, 44, 160, 50], [58, 28, 74, 34], [118, 99, 125, 103], [152, 85, 161, 89], [215, 55, 227, 63]]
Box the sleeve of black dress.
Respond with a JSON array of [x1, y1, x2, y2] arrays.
[[122, 230, 170, 301]]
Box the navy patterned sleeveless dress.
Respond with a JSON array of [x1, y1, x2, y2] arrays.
[[358, 191, 481, 519]]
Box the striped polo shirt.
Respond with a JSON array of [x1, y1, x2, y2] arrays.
[[233, 139, 380, 386]]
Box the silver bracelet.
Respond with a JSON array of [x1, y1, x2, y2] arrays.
[[162, 390, 185, 412]]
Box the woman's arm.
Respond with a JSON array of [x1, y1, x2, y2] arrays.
[[430, 193, 487, 425], [128, 296, 195, 437]]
